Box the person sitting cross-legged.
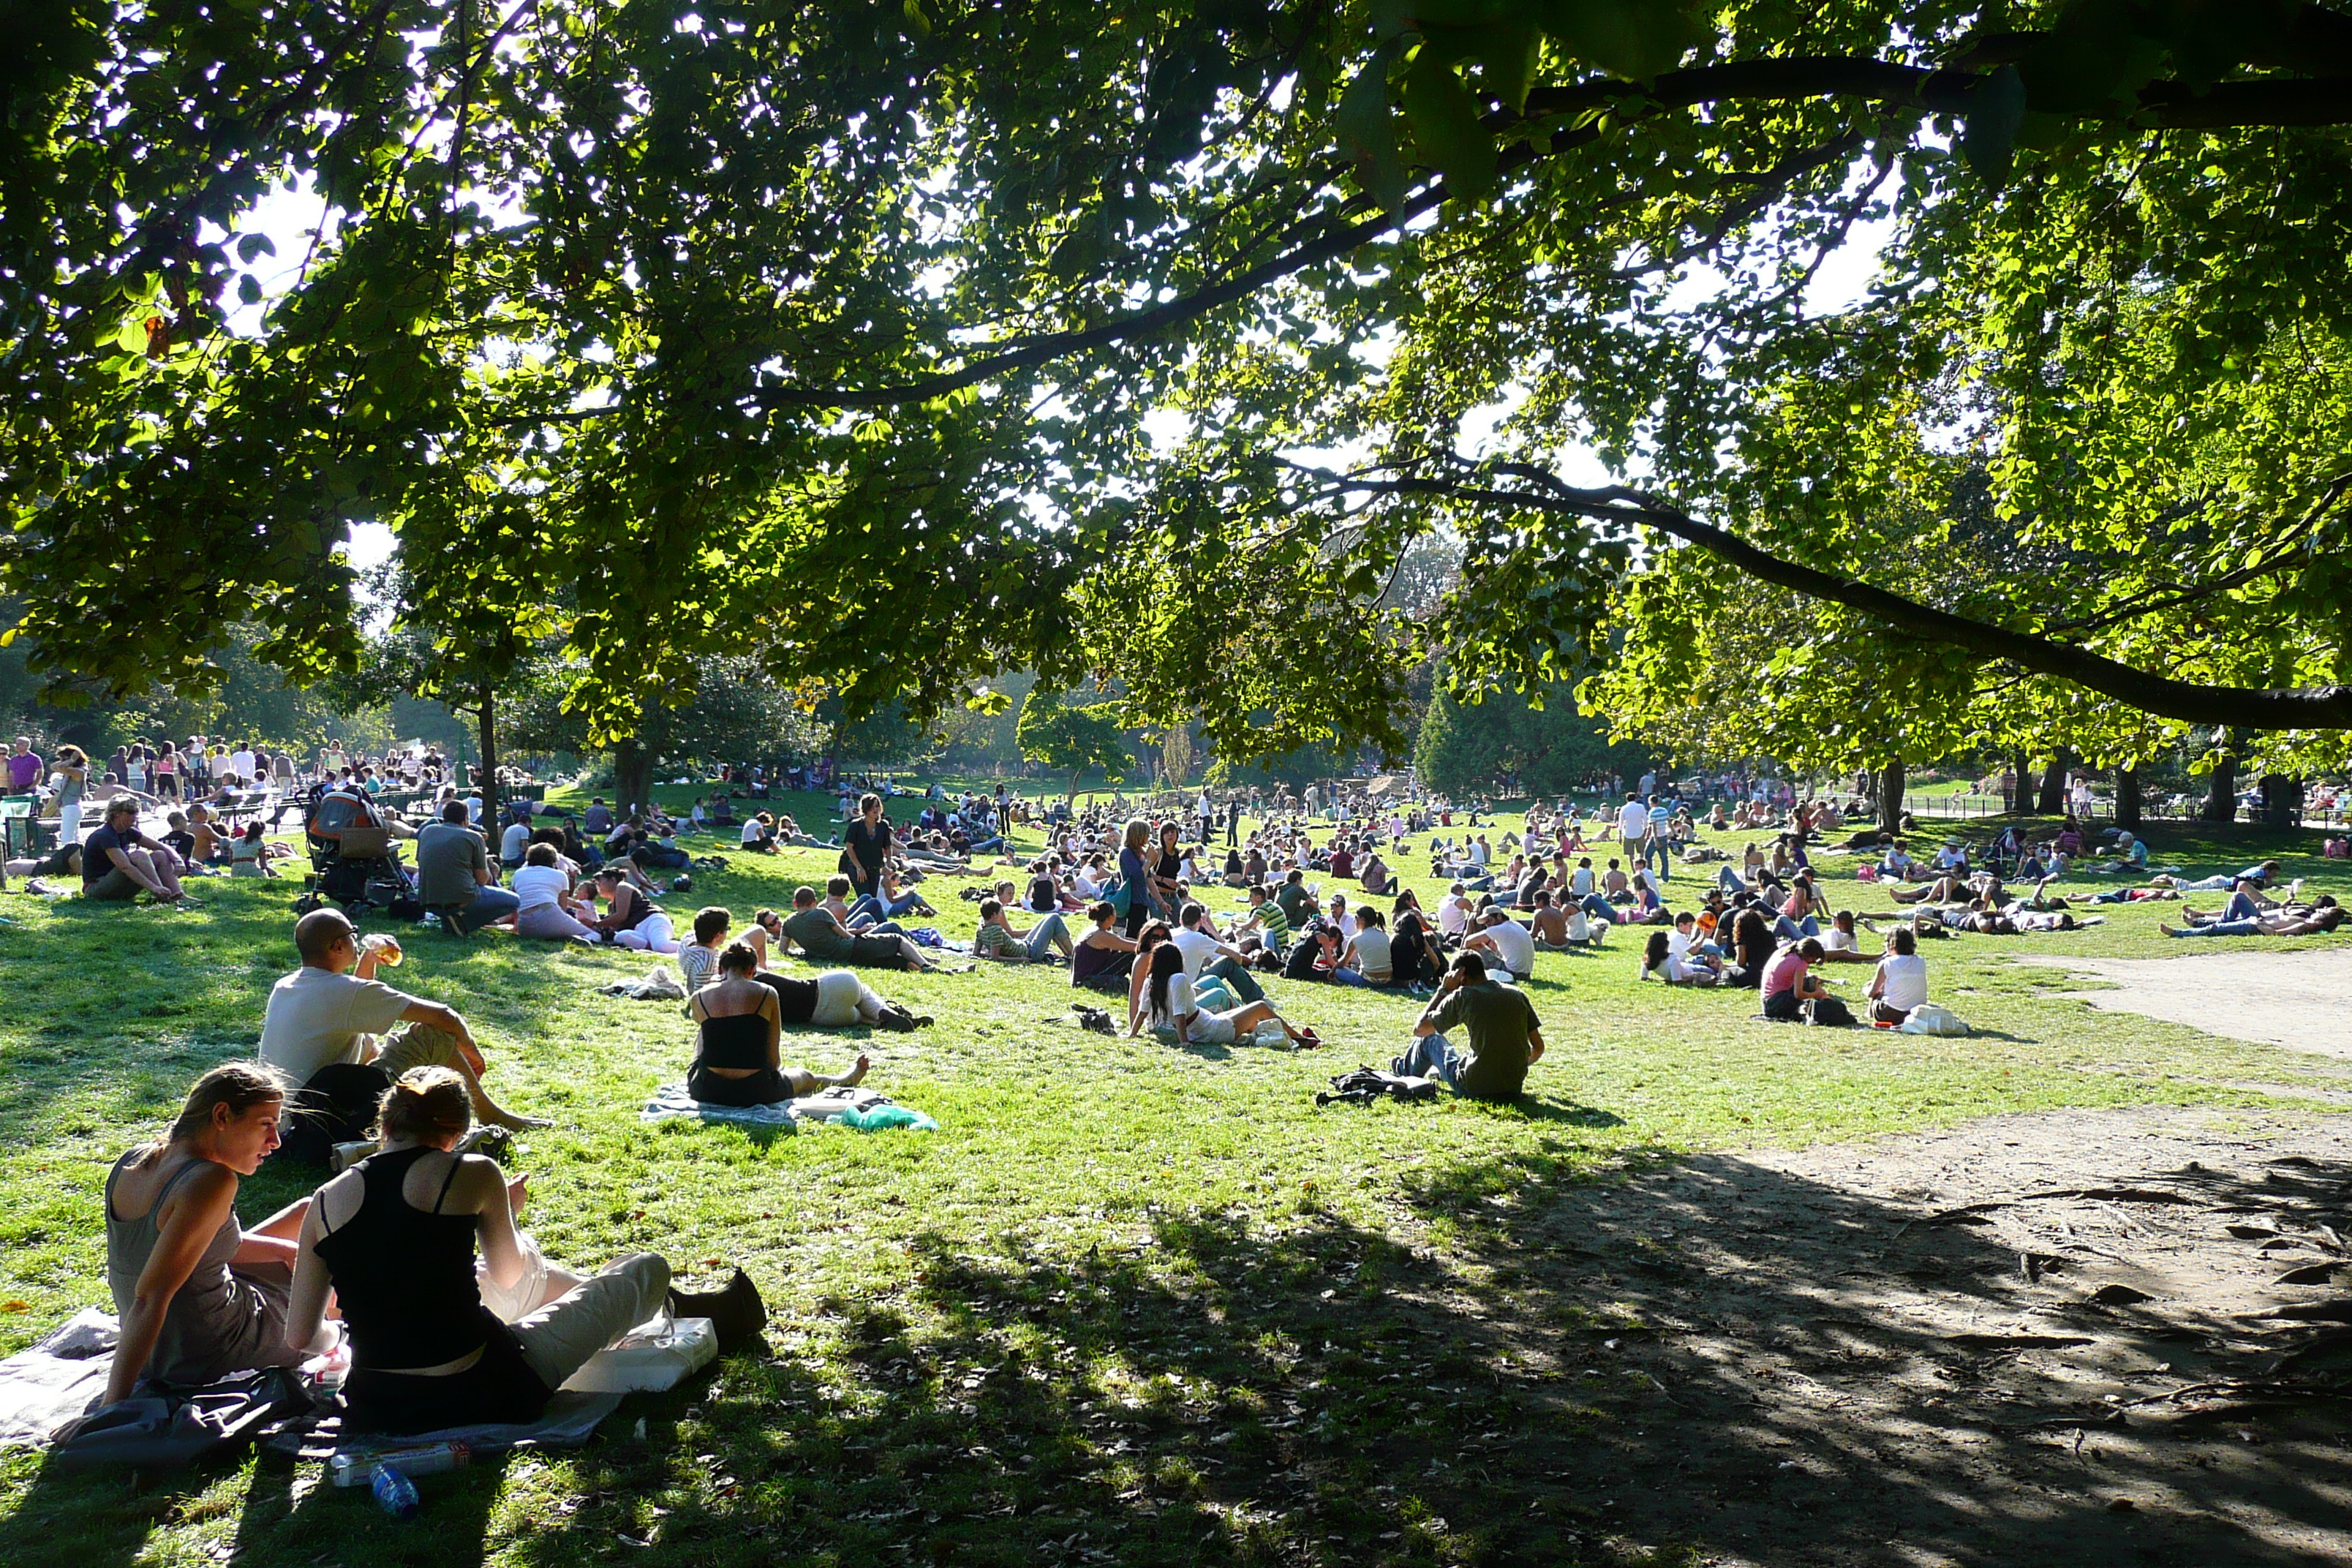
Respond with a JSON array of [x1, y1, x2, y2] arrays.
[[286, 1068, 674, 1434], [1394, 951, 1545, 1101]]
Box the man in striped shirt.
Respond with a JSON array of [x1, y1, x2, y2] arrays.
[[1237, 883, 1290, 959]]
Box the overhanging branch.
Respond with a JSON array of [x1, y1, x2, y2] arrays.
[[1311, 463, 2352, 731]]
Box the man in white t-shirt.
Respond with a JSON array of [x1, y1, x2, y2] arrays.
[[259, 908, 547, 1137], [1617, 793, 1648, 845], [1172, 902, 1266, 1003], [499, 812, 532, 869], [228, 745, 257, 785], [1464, 908, 1537, 982]]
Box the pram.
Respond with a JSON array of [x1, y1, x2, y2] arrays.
[[298, 789, 419, 916]]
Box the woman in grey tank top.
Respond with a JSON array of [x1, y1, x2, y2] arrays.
[[102, 1064, 329, 1406]]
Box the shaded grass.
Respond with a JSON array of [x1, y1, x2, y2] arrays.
[[0, 794, 2346, 1566]]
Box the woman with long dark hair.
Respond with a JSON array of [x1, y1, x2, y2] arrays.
[[1134, 943, 1315, 1048]]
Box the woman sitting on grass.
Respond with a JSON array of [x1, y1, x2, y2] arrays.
[[287, 1069, 674, 1434], [680, 908, 928, 1029], [685, 943, 881, 1104], [1134, 943, 1318, 1049], [1638, 929, 1727, 986], [1071, 900, 1139, 992], [102, 1064, 329, 1407], [1866, 926, 1929, 1023]]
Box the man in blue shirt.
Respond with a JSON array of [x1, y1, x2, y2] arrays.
[[1643, 794, 1673, 881]]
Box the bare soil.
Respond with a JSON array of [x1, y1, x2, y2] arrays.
[[1416, 1105, 2352, 1566], [2016, 946, 2352, 1058]]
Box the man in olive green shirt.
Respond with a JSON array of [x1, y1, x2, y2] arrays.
[[1394, 952, 1545, 1101], [1274, 868, 1319, 930]]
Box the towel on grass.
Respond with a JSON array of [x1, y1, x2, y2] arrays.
[[600, 967, 687, 1001], [640, 1082, 797, 1131]]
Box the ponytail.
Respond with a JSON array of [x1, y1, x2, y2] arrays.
[[376, 1066, 472, 1145]]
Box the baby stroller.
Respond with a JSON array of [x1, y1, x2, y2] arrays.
[[298, 790, 420, 918]]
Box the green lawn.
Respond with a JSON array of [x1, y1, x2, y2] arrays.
[[1, 796, 2346, 1567]]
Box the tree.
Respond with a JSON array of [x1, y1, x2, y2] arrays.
[[1414, 679, 1646, 799], [11, 0, 2352, 769], [1016, 691, 1131, 799]]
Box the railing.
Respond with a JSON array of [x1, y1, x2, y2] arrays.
[[1899, 791, 2008, 821]]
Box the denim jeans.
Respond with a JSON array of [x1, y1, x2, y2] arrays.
[[1771, 913, 1821, 943], [1578, 893, 1618, 923], [1717, 866, 1749, 894], [1025, 911, 1071, 960], [1205, 954, 1265, 1002], [2168, 918, 2263, 936], [453, 885, 521, 934], [1644, 838, 1670, 879], [1393, 1032, 1463, 1088]]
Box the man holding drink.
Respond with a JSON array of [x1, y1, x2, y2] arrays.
[[260, 909, 549, 1160]]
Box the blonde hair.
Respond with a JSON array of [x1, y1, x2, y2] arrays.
[[376, 1066, 472, 1144]]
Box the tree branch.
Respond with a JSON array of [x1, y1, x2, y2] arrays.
[[1311, 463, 2352, 731]]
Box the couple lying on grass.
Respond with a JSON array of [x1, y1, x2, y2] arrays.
[[96, 1062, 679, 1438]]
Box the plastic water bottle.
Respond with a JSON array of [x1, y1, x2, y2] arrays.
[[370, 1463, 420, 1519]]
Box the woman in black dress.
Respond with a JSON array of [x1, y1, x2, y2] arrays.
[[843, 793, 894, 908]]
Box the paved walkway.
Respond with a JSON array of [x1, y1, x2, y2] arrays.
[[2019, 945, 2352, 1058]]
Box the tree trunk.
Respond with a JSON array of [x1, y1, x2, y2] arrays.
[[474, 684, 500, 826], [1877, 757, 1905, 833], [614, 737, 655, 815], [2258, 773, 2302, 829], [2115, 766, 2142, 831], [2037, 753, 2068, 814], [2199, 734, 2241, 822], [2008, 750, 2033, 815]]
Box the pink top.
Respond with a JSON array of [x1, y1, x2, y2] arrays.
[[1761, 946, 1809, 998]]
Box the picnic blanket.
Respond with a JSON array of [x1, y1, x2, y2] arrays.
[[640, 1083, 798, 1131], [0, 1309, 117, 1450]]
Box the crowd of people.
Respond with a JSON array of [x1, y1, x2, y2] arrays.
[[29, 758, 2350, 1455]]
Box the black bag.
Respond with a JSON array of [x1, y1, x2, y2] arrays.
[[1806, 994, 1858, 1028], [668, 1268, 767, 1357], [273, 1062, 393, 1166]]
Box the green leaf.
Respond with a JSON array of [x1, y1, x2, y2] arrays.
[[1536, 0, 1703, 81], [1336, 50, 1410, 211], [235, 233, 275, 263], [237, 274, 263, 306], [1961, 66, 2027, 182], [1402, 49, 1495, 202]]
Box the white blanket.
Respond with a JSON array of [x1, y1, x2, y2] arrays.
[[639, 1082, 797, 1130]]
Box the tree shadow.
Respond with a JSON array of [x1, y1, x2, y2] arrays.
[[208, 1144, 2332, 1567]]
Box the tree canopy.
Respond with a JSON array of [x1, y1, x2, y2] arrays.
[[7, 0, 2351, 768]]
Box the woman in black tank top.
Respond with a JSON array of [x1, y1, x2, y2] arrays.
[[289, 1068, 671, 1434]]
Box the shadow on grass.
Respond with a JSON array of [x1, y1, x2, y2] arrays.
[[15, 1142, 2344, 1567]]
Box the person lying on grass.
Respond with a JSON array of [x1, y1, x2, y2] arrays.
[[1134, 942, 1317, 1049], [262, 908, 549, 1137], [97, 1063, 332, 1411], [678, 907, 929, 1029], [287, 1068, 674, 1435], [1639, 928, 1731, 986], [686, 943, 881, 1105], [2163, 894, 2344, 938], [1395, 951, 1545, 1100]]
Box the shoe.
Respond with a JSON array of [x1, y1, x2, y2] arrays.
[[667, 1267, 767, 1356]]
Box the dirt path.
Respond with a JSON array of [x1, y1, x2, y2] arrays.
[[1420, 1105, 2352, 1566], [2013, 946, 2352, 1058]]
